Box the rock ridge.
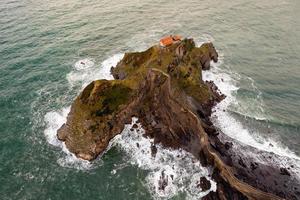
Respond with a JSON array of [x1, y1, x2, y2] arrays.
[[57, 38, 299, 199]]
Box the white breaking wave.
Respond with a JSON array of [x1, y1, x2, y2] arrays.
[[44, 40, 299, 198], [43, 51, 219, 199], [66, 54, 124, 88], [44, 54, 124, 170], [202, 54, 300, 161], [231, 75, 268, 121], [111, 118, 216, 200], [44, 107, 92, 170]]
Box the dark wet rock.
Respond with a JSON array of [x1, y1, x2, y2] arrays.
[[170, 174, 174, 180], [197, 176, 211, 191], [151, 143, 157, 158], [158, 170, 168, 191], [202, 123, 219, 136], [238, 157, 247, 168], [224, 142, 233, 150], [250, 162, 259, 170], [269, 143, 274, 147], [198, 42, 218, 70], [280, 168, 291, 176], [205, 81, 226, 102]]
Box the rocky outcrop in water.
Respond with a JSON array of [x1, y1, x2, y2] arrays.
[[57, 38, 299, 199]]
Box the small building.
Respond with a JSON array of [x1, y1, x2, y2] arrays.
[[160, 35, 182, 47]]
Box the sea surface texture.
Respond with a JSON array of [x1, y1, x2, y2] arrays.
[[0, 0, 299, 199]]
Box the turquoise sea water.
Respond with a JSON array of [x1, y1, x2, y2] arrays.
[[1, 0, 299, 199]]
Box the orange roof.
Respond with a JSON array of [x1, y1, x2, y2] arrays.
[[160, 35, 182, 47], [160, 36, 174, 47]]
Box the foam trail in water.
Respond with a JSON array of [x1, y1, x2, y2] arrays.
[[111, 118, 216, 200], [202, 55, 300, 160], [66, 54, 124, 88], [44, 54, 124, 169], [44, 107, 92, 170]]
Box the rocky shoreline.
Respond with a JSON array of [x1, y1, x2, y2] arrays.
[[57, 38, 299, 199]]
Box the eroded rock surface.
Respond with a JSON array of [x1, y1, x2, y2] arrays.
[[57, 38, 299, 199]]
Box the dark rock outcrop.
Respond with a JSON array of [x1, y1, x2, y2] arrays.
[[198, 177, 211, 191]]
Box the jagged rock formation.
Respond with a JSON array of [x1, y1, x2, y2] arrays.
[[57, 38, 299, 199]]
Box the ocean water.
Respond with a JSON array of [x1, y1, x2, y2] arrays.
[[1, 0, 299, 199]]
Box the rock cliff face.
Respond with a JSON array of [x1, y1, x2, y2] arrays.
[[57, 38, 299, 199]]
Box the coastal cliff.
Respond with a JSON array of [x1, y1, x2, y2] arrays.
[[57, 38, 299, 199]]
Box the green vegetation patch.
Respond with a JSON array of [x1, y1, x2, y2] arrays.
[[98, 83, 133, 116]]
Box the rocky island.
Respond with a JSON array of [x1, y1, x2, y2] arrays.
[[57, 37, 299, 200]]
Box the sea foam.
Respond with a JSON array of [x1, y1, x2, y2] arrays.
[[202, 52, 300, 161], [66, 54, 123, 88], [44, 54, 124, 170], [43, 52, 217, 198], [44, 41, 300, 197], [44, 106, 92, 170], [111, 118, 216, 199]]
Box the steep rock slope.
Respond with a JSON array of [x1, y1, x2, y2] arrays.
[[57, 38, 298, 199]]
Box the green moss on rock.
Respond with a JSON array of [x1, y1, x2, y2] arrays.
[[58, 37, 219, 160]]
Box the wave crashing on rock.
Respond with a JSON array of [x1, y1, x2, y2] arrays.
[[55, 38, 299, 200]]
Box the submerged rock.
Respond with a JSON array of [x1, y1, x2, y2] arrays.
[[57, 37, 297, 199], [158, 170, 169, 191], [197, 176, 211, 191], [150, 143, 157, 158]]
